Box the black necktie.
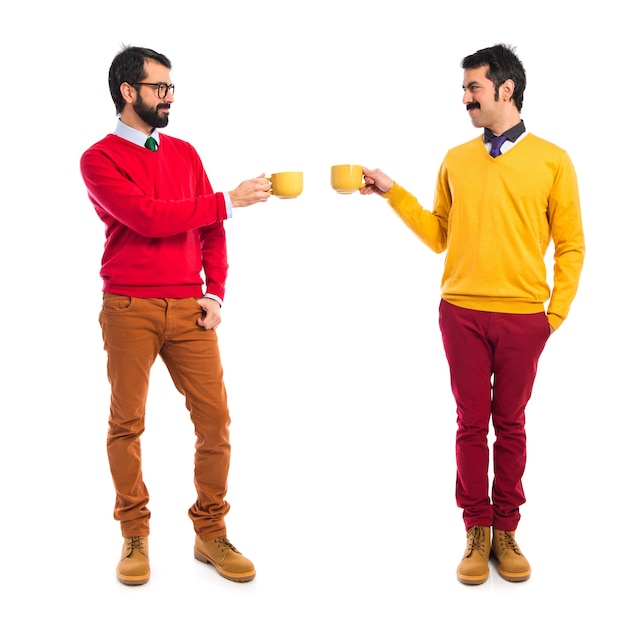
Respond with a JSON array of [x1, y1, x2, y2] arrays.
[[489, 135, 507, 158], [145, 136, 158, 152]]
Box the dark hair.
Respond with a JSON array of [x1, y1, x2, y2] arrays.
[[108, 45, 172, 114], [462, 44, 526, 111]]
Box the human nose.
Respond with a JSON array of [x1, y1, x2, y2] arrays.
[[462, 90, 472, 105]]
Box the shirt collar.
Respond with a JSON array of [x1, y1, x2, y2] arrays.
[[483, 119, 526, 143], [115, 118, 160, 148]]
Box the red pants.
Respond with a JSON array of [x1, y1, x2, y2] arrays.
[[99, 294, 231, 539], [438, 300, 551, 531]]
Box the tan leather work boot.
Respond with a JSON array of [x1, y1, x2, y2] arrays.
[[456, 525, 491, 585], [491, 529, 531, 582], [194, 536, 256, 582], [116, 536, 150, 585]]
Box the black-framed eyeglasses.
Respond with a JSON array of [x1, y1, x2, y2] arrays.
[[133, 82, 175, 99]]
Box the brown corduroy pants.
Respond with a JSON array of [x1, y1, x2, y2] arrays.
[[99, 294, 231, 539]]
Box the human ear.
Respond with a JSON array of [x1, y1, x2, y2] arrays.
[[501, 78, 515, 102], [120, 82, 135, 105]]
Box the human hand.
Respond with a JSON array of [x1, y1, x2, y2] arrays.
[[197, 297, 222, 330], [228, 174, 271, 207], [360, 167, 395, 195]]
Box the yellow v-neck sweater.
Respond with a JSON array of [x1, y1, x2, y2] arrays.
[[383, 134, 585, 330]]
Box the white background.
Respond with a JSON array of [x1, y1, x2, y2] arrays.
[[1, 1, 623, 624]]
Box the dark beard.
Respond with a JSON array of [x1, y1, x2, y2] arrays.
[[133, 93, 170, 129]]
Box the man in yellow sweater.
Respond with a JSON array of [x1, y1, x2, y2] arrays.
[[360, 43, 584, 585]]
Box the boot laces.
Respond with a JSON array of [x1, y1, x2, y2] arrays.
[[499, 531, 522, 554], [127, 536, 146, 553], [468, 526, 487, 556], [215, 536, 240, 554]]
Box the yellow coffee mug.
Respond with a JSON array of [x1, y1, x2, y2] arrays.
[[330, 164, 364, 194], [268, 171, 304, 199]]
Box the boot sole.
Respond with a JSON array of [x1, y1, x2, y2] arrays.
[[457, 571, 489, 585], [194, 550, 256, 583], [496, 567, 531, 583], [116, 571, 150, 585]]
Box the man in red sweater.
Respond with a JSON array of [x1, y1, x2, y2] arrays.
[[80, 45, 270, 585]]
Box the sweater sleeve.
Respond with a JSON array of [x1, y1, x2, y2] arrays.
[[384, 180, 448, 253], [79, 146, 228, 239], [546, 151, 585, 330], [196, 165, 228, 301]]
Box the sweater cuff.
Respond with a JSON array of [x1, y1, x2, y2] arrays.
[[546, 311, 563, 331], [382, 183, 407, 203]]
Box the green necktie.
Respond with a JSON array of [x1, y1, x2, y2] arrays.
[[145, 136, 158, 152]]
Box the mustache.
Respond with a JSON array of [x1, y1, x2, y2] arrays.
[[157, 104, 171, 111], [466, 102, 480, 111]]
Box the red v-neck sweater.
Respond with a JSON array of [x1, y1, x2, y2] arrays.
[[80, 133, 229, 300]]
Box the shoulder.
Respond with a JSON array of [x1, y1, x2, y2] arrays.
[[159, 133, 203, 162], [80, 134, 133, 171], [447, 135, 483, 156], [81, 133, 139, 159], [82, 133, 122, 154], [520, 134, 576, 173], [159, 133, 198, 153], [521, 133, 568, 156], [442, 136, 484, 166], [454, 135, 484, 150]]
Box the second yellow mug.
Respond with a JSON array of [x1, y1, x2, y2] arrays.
[[268, 171, 304, 199], [331, 164, 364, 194]]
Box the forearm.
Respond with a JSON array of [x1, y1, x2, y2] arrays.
[[546, 153, 585, 329], [81, 153, 228, 238], [384, 184, 448, 253], [200, 223, 228, 301]]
